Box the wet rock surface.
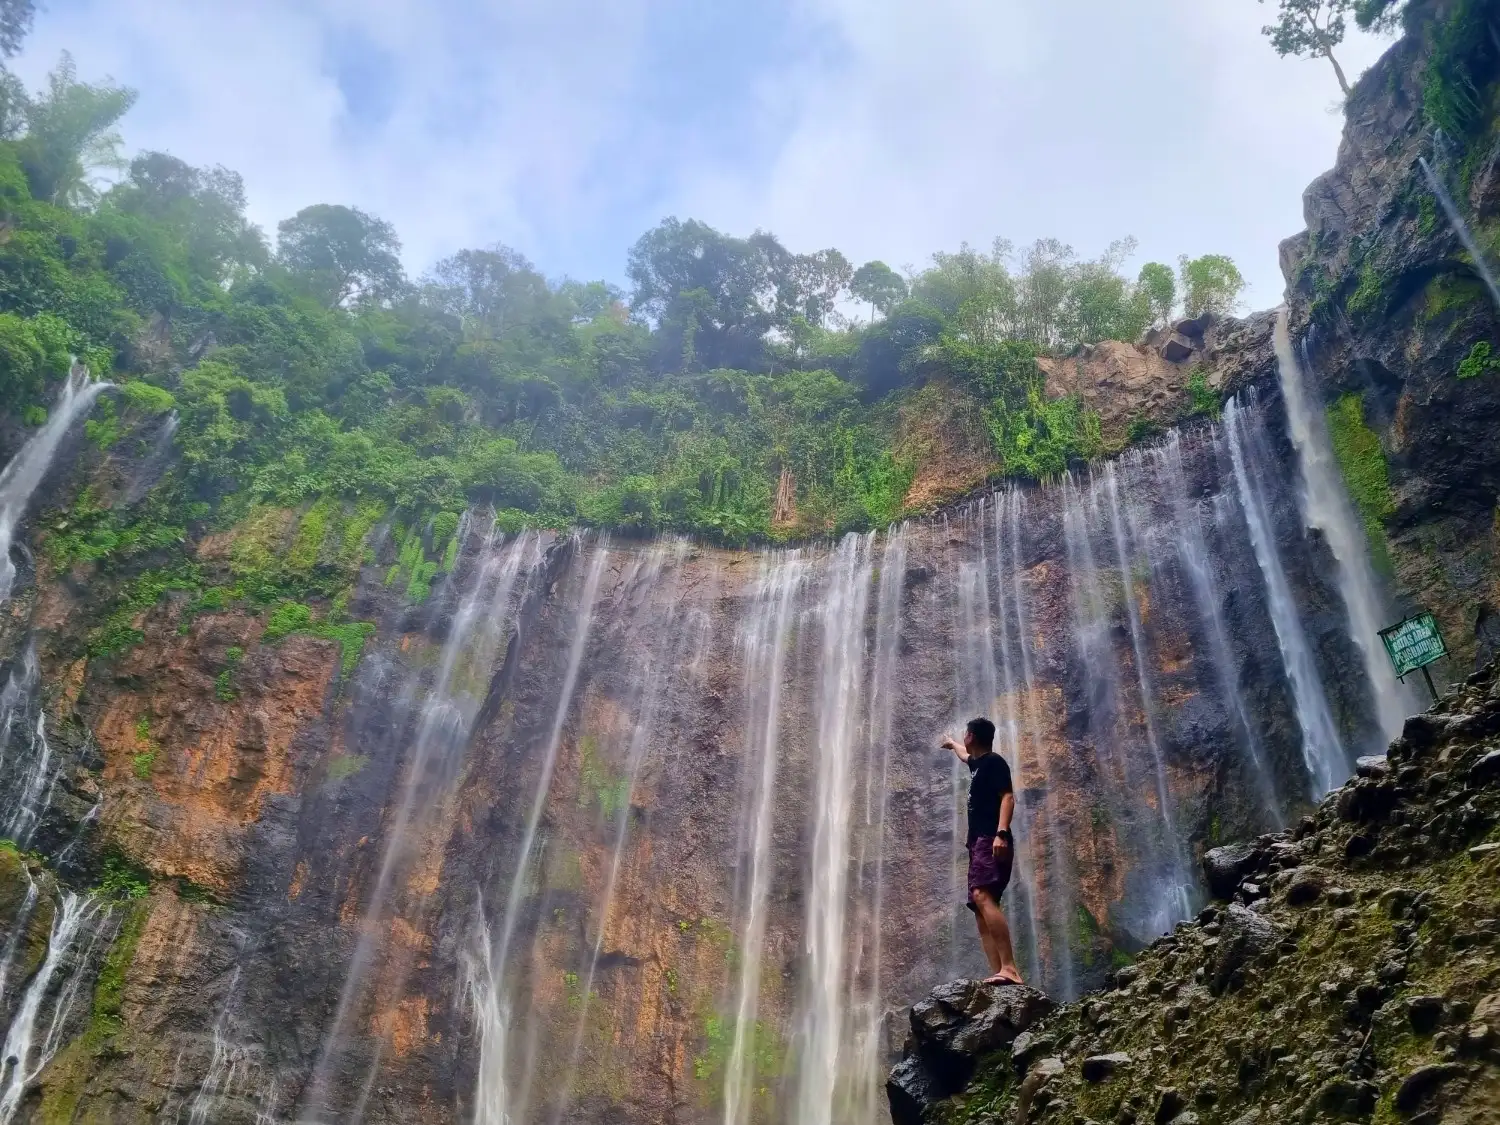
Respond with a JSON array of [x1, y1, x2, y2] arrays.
[[902, 662, 1500, 1123]]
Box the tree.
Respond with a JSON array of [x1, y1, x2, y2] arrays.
[[11, 53, 136, 206], [108, 152, 269, 283], [1179, 254, 1246, 318], [850, 260, 908, 319], [1258, 0, 1355, 96], [423, 245, 553, 338], [277, 204, 405, 308], [779, 248, 852, 328], [0, 0, 34, 58], [1137, 262, 1176, 328]]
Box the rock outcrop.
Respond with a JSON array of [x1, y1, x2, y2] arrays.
[[898, 659, 1500, 1123]]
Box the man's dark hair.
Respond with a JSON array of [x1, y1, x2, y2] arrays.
[[966, 717, 996, 749]]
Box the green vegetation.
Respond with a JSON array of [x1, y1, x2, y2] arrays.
[[131, 715, 156, 779], [95, 848, 151, 899], [325, 752, 368, 782], [259, 599, 375, 676], [0, 45, 1246, 593], [215, 645, 242, 701], [1419, 0, 1495, 150], [576, 734, 632, 823], [1457, 339, 1500, 379], [1185, 367, 1221, 419], [1326, 392, 1396, 571]]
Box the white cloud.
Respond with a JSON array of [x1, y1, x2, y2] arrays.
[[11, 0, 1398, 309]]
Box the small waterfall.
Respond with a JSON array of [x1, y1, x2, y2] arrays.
[[1225, 394, 1347, 795], [304, 526, 543, 1120], [1274, 310, 1413, 743], [1158, 435, 1282, 823], [721, 551, 804, 1125], [463, 542, 609, 1125], [1419, 155, 1500, 312], [0, 892, 111, 1125], [187, 970, 248, 1125], [0, 364, 111, 605], [7, 711, 58, 847], [843, 524, 907, 1122], [0, 872, 38, 1011], [792, 532, 874, 1125]]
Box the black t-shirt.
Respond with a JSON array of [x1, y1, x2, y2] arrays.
[[966, 751, 1014, 846]]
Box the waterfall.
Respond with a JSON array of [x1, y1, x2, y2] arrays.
[[722, 551, 804, 1125], [463, 542, 609, 1125], [7, 711, 57, 847], [843, 524, 907, 1122], [0, 892, 111, 1125], [793, 533, 874, 1125], [1273, 309, 1413, 743], [188, 970, 247, 1125], [304, 526, 543, 1120], [1418, 155, 1500, 313], [1225, 394, 1347, 795], [0, 364, 111, 605], [1158, 434, 1281, 823], [0, 872, 38, 1011]]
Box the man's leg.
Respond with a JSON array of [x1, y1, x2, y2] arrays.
[[971, 892, 1003, 975], [971, 888, 1022, 983]]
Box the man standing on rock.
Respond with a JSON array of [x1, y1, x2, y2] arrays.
[[943, 717, 1024, 985]]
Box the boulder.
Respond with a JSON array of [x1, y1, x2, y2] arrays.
[[1285, 866, 1326, 906], [1393, 1062, 1463, 1113], [1203, 843, 1258, 900], [1355, 754, 1390, 779], [1081, 1051, 1132, 1082], [1161, 332, 1195, 362], [886, 1055, 946, 1125], [1211, 904, 1280, 994], [886, 980, 1055, 1123], [1471, 748, 1500, 786], [1172, 313, 1211, 338]]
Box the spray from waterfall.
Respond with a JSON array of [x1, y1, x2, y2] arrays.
[[1225, 394, 1347, 795], [0, 364, 111, 605], [463, 542, 609, 1125], [793, 532, 874, 1125], [1273, 309, 1412, 743], [1158, 435, 1281, 823], [304, 526, 542, 1120], [721, 551, 804, 1125]]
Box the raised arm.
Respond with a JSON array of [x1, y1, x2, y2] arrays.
[[941, 735, 970, 764]]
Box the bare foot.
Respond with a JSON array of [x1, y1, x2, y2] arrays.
[[984, 972, 1024, 986]]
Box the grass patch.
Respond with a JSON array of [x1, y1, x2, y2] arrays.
[[1457, 340, 1500, 379]]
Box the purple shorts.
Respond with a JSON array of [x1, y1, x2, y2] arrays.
[[965, 836, 1013, 912]]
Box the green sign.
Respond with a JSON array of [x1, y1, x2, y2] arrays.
[[1379, 612, 1448, 680]]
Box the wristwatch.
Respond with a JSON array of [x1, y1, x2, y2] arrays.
[[996, 830, 1013, 844]]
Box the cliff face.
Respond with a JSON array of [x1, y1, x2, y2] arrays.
[[0, 383, 1404, 1124], [1280, 0, 1500, 674]]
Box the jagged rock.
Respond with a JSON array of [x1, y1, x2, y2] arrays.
[[1472, 748, 1500, 786], [1393, 1062, 1463, 1113], [1154, 1085, 1185, 1122], [1203, 843, 1258, 900], [1011, 1029, 1055, 1072], [1160, 332, 1195, 362], [886, 1055, 946, 1125], [1172, 314, 1211, 339], [1285, 866, 1325, 906], [1355, 754, 1390, 779], [886, 980, 1054, 1123], [1014, 1057, 1065, 1122], [1081, 1051, 1132, 1081]]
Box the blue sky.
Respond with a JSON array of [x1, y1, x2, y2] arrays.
[[13, 0, 1395, 310]]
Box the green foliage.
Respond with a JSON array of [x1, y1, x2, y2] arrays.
[[215, 645, 242, 702], [1179, 254, 1246, 317], [84, 898, 147, 1051], [326, 753, 368, 782], [1258, 0, 1358, 94], [1326, 393, 1396, 571], [1136, 261, 1176, 327], [87, 566, 201, 658], [577, 734, 632, 823], [259, 599, 373, 676], [1457, 340, 1500, 379], [1185, 367, 1221, 419], [1420, 0, 1494, 146], [96, 849, 151, 899], [987, 385, 1102, 480], [277, 203, 404, 308]]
